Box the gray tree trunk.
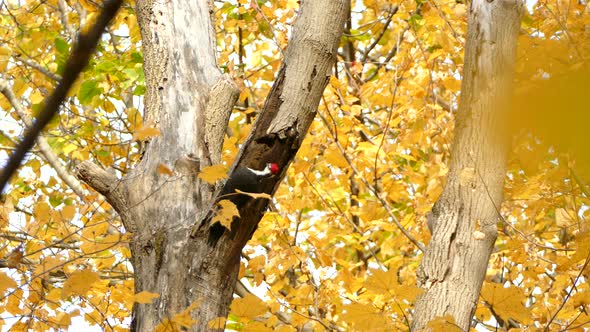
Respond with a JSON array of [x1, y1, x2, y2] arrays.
[[411, 0, 523, 330], [76, 0, 348, 331]]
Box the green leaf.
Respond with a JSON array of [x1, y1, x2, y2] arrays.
[[96, 149, 109, 157], [122, 68, 139, 81], [130, 52, 143, 63], [78, 80, 103, 105], [54, 37, 69, 55], [409, 14, 425, 30], [49, 195, 63, 207], [133, 85, 146, 96], [95, 61, 117, 73]]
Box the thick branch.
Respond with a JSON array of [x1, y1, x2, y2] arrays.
[[196, 0, 350, 269], [75, 161, 128, 216], [205, 75, 239, 165]]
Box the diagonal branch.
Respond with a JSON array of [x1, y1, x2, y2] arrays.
[[0, 0, 123, 194], [14, 55, 62, 82], [0, 79, 87, 198], [360, 6, 399, 63]]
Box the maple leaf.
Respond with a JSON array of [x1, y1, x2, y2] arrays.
[[5, 245, 23, 268], [134, 291, 160, 304], [133, 123, 160, 141], [341, 303, 392, 331], [426, 314, 462, 332], [230, 294, 267, 319], [198, 164, 228, 184], [481, 283, 532, 325], [61, 269, 101, 299], [212, 200, 240, 230], [157, 163, 175, 176], [207, 317, 227, 329], [0, 272, 17, 295]]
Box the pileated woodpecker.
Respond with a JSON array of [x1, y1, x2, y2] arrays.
[[205, 163, 280, 244], [218, 162, 280, 204]]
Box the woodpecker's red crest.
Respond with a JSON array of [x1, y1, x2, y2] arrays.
[[268, 163, 279, 175]]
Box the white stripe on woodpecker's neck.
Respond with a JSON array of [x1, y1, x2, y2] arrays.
[[248, 165, 271, 176]]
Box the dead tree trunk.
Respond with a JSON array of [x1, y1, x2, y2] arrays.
[[411, 0, 523, 330], [76, 0, 348, 331]]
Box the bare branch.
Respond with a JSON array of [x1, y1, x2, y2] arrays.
[[75, 161, 128, 214], [14, 55, 61, 82]]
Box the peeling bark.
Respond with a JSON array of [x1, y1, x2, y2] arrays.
[[411, 0, 523, 330], [76, 0, 348, 330]]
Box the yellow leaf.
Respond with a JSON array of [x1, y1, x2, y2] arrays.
[[126, 107, 142, 130], [426, 314, 462, 332], [61, 269, 101, 299], [0, 46, 10, 55], [364, 269, 397, 295], [570, 291, 590, 307], [239, 89, 251, 103], [33, 202, 51, 223], [155, 319, 177, 332], [30, 90, 44, 104], [555, 208, 574, 227], [198, 164, 228, 184], [207, 317, 226, 329], [62, 143, 78, 156], [80, 234, 120, 254], [34, 255, 64, 276], [243, 321, 273, 332], [325, 145, 348, 168], [0, 272, 17, 295], [285, 0, 299, 10], [213, 200, 240, 230], [157, 163, 174, 176], [230, 294, 267, 319], [61, 205, 76, 220], [6, 289, 23, 315], [235, 189, 271, 200], [480, 283, 532, 324], [134, 291, 160, 304], [133, 123, 160, 141], [342, 303, 391, 330], [170, 301, 200, 328]]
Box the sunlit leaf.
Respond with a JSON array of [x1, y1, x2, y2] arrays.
[[62, 269, 101, 299], [134, 291, 160, 304], [198, 164, 228, 184], [230, 294, 267, 319]]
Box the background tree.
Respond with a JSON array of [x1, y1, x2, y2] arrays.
[[0, 0, 589, 331], [411, 0, 523, 329]]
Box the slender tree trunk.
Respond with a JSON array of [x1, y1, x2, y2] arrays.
[[76, 0, 348, 330], [411, 0, 523, 330]]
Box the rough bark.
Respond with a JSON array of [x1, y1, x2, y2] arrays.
[[75, 0, 348, 330], [411, 0, 523, 330]]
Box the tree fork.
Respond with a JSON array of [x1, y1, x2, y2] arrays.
[[77, 0, 349, 330]]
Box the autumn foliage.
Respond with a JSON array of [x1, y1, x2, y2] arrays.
[[0, 0, 589, 331]]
